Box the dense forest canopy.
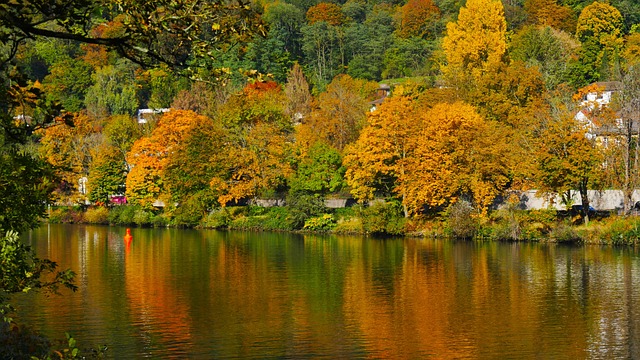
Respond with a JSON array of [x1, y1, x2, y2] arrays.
[[1, 0, 640, 228]]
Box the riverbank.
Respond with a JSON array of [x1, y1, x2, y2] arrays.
[[46, 203, 640, 245]]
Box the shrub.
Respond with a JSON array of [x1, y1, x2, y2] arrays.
[[286, 192, 326, 229], [597, 217, 640, 245], [47, 206, 84, 224], [445, 201, 477, 239], [304, 214, 336, 231], [151, 213, 169, 227], [108, 205, 137, 226], [84, 207, 109, 225], [202, 209, 231, 229], [360, 200, 406, 236], [550, 222, 583, 243], [133, 208, 153, 227], [333, 216, 363, 234]]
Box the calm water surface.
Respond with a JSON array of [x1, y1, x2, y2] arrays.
[[15, 224, 640, 359]]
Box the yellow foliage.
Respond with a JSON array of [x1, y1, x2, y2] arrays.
[[344, 96, 419, 203], [442, 0, 507, 81], [398, 102, 513, 216]]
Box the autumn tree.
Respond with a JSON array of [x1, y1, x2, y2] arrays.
[[125, 110, 213, 207], [38, 112, 101, 202], [344, 95, 418, 216], [284, 63, 313, 124], [575, 1, 624, 82], [211, 82, 295, 205], [622, 32, 640, 67], [441, 0, 507, 85], [306, 3, 344, 26], [303, 75, 377, 152], [397, 0, 441, 39], [398, 102, 512, 216], [524, 0, 575, 32]]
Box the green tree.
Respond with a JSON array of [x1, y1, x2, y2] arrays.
[[509, 25, 580, 89], [290, 142, 346, 195], [87, 142, 127, 205], [42, 58, 94, 113], [85, 61, 139, 118], [575, 1, 624, 82]]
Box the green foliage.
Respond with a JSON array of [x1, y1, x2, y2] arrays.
[[171, 191, 217, 227], [108, 205, 138, 226], [549, 222, 583, 243], [303, 214, 336, 231], [286, 191, 327, 229], [42, 58, 94, 113], [202, 208, 232, 229], [84, 61, 139, 118], [488, 207, 557, 241], [83, 207, 109, 225], [596, 217, 640, 245], [359, 200, 406, 236], [0, 144, 56, 232], [290, 142, 346, 195]]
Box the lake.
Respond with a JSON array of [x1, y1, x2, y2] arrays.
[[16, 224, 640, 359]]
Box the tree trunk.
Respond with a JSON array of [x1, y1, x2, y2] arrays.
[[579, 178, 590, 225]]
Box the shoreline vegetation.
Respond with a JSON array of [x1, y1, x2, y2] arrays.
[[48, 203, 640, 245]]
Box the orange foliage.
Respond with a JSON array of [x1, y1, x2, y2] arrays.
[[38, 112, 100, 187], [303, 75, 377, 152], [81, 17, 127, 68], [210, 122, 294, 206], [306, 3, 344, 26], [397, 0, 440, 39], [344, 96, 419, 203], [125, 110, 213, 207], [391, 102, 513, 216], [524, 0, 575, 33]]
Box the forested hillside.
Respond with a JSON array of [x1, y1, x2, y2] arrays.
[[2, 0, 640, 230]]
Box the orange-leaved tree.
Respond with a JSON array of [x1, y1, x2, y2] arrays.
[[211, 81, 295, 205], [306, 3, 344, 26], [396, 0, 440, 39], [38, 112, 101, 202], [441, 0, 507, 86], [302, 75, 377, 152], [125, 110, 213, 207], [344, 95, 419, 216]]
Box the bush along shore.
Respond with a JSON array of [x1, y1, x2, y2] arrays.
[[46, 201, 640, 245]]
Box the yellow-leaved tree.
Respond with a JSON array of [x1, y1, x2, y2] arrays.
[[398, 102, 512, 216], [441, 0, 507, 84]]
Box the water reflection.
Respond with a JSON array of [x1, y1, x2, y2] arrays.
[[17, 225, 640, 358]]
